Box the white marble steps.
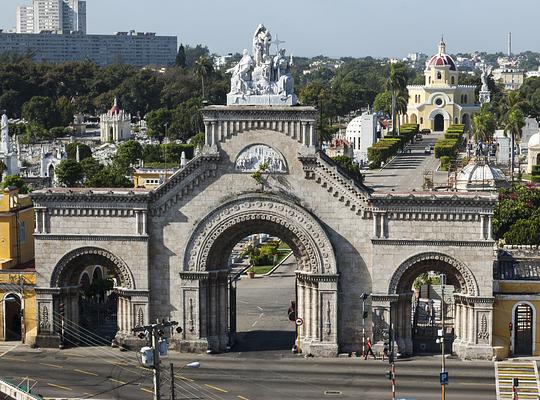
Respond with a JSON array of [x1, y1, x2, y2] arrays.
[[496, 361, 540, 400]]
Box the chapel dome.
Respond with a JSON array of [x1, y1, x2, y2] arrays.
[[109, 98, 120, 115], [528, 132, 540, 148], [426, 39, 457, 71], [455, 159, 507, 191]]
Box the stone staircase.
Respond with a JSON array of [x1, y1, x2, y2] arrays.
[[496, 361, 540, 399]]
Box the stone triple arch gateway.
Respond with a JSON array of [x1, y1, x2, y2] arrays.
[[31, 105, 497, 358]]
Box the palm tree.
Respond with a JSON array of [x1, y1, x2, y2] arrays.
[[194, 56, 214, 101], [500, 92, 529, 181], [472, 107, 496, 143], [395, 89, 409, 133], [504, 108, 525, 182], [385, 63, 408, 134]]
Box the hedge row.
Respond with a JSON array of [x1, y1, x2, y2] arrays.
[[400, 124, 420, 134], [434, 138, 459, 159], [367, 132, 416, 168], [533, 165, 540, 182], [439, 156, 452, 171], [446, 124, 465, 134]]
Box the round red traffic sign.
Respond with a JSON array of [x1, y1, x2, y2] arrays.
[[295, 318, 303, 326]]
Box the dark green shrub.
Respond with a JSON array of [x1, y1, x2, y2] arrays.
[[439, 156, 451, 171], [434, 139, 458, 158], [532, 165, 540, 175]]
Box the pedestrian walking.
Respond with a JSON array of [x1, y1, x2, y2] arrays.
[[364, 337, 376, 360]]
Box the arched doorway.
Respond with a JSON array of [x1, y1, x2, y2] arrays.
[[513, 303, 534, 356], [181, 194, 339, 357], [461, 114, 470, 132], [4, 293, 22, 341], [410, 114, 417, 125], [536, 154, 540, 165], [40, 247, 140, 348], [434, 114, 445, 132], [385, 253, 479, 356]]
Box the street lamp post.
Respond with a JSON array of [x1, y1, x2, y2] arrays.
[[361, 293, 369, 357]]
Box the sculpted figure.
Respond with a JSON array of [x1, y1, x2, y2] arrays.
[[274, 49, 294, 95], [226, 49, 254, 95], [253, 24, 271, 66], [1, 112, 9, 154]]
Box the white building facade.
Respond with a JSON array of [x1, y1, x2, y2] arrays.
[[345, 113, 378, 164]]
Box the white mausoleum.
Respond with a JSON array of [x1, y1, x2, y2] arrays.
[[100, 99, 131, 143]]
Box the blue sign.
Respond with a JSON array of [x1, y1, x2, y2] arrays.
[[440, 372, 449, 385]]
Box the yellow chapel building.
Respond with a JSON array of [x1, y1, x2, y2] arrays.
[[404, 39, 479, 132]]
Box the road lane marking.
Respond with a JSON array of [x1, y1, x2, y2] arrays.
[[256, 306, 263, 311], [251, 320, 258, 327], [258, 313, 264, 319], [108, 378, 127, 385], [140, 387, 153, 394], [0, 344, 19, 357], [0, 356, 24, 362], [40, 363, 63, 369], [238, 396, 250, 400], [74, 368, 98, 376], [47, 383, 72, 391], [175, 374, 194, 382], [66, 353, 86, 358], [205, 384, 228, 393]]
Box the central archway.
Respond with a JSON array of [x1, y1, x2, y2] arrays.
[[180, 194, 339, 357]]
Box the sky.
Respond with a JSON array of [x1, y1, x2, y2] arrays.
[[1, 0, 539, 58]]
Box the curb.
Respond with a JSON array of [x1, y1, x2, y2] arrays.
[[264, 250, 294, 276]]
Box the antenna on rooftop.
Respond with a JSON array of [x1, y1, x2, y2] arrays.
[[507, 32, 512, 57]]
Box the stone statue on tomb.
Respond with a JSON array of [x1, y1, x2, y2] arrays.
[[480, 65, 492, 92], [1, 112, 10, 154]]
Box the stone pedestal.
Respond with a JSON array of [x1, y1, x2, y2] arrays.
[[227, 93, 298, 106], [479, 90, 491, 105]]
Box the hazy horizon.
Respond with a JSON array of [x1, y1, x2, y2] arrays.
[[1, 0, 539, 59]]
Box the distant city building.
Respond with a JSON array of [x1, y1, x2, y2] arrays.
[[345, 112, 378, 164], [404, 39, 479, 132], [100, 99, 131, 143], [492, 67, 525, 91], [0, 31, 177, 67], [526, 67, 540, 78], [133, 167, 176, 189], [527, 130, 540, 174], [16, 0, 86, 34]]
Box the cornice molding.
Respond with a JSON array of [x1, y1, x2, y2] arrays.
[[34, 234, 148, 242], [372, 239, 495, 247]]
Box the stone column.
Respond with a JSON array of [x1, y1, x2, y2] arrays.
[[373, 212, 380, 238], [304, 281, 311, 340], [487, 216, 493, 240], [480, 215, 486, 240], [35, 288, 60, 347], [141, 211, 147, 235], [311, 282, 320, 340], [42, 209, 48, 234], [310, 123, 317, 150], [302, 122, 308, 146], [297, 278, 305, 341]]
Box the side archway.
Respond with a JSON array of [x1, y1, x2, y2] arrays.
[[378, 252, 481, 356], [181, 194, 339, 356], [389, 252, 479, 296], [50, 247, 134, 289]]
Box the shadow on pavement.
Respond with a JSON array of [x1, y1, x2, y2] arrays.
[[233, 330, 295, 352]]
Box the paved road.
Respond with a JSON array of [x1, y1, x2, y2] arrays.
[[0, 345, 496, 399], [234, 255, 296, 354], [363, 132, 449, 191]]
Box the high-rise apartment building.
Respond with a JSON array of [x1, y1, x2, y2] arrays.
[[16, 0, 86, 34]]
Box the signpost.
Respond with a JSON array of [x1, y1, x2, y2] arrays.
[[440, 372, 448, 385], [295, 318, 303, 354]]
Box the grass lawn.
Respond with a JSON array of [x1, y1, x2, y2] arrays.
[[251, 265, 274, 275]]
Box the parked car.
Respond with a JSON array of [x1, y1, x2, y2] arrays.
[[420, 128, 431, 134], [424, 146, 431, 154], [415, 133, 423, 141]]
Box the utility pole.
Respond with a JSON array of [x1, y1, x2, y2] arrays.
[[133, 320, 179, 400], [361, 293, 369, 357], [170, 363, 175, 400], [440, 273, 446, 400]]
